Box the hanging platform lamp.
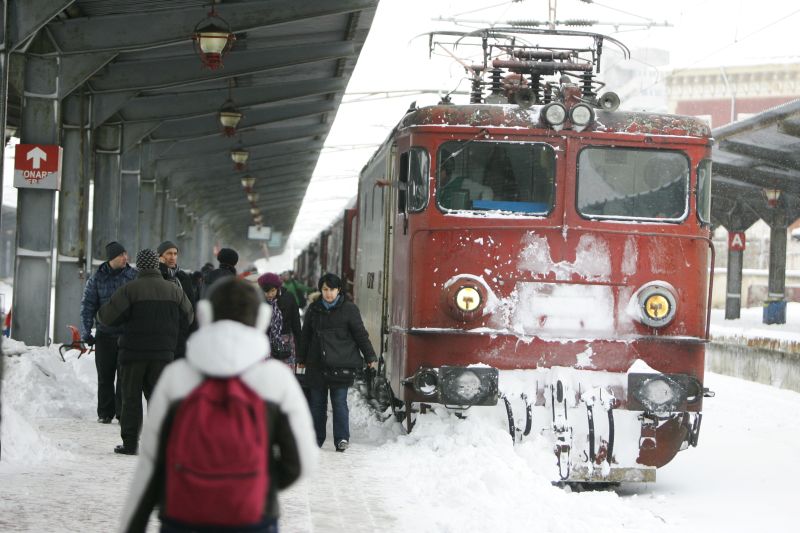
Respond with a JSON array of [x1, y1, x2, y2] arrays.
[[193, 7, 235, 70]]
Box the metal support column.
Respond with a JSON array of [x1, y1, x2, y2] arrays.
[[175, 202, 186, 256], [0, 50, 9, 213], [724, 241, 744, 320], [119, 145, 140, 253], [163, 195, 178, 241], [91, 123, 122, 266], [138, 179, 156, 252], [764, 209, 788, 324], [11, 48, 60, 345], [154, 186, 166, 245], [53, 93, 90, 343]]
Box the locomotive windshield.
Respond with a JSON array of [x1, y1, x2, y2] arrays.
[[577, 148, 689, 220], [437, 141, 555, 214]]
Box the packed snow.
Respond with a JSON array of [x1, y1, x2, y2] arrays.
[[2, 334, 799, 532]]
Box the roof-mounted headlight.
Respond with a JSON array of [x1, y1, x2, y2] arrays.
[[542, 102, 567, 130], [569, 103, 595, 131]]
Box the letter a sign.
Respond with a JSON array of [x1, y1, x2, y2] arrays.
[[13, 144, 63, 190], [729, 231, 746, 251]]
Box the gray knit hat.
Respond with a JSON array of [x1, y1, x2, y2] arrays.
[[105, 241, 126, 262], [135, 249, 160, 271], [157, 240, 178, 257]]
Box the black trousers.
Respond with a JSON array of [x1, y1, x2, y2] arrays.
[[94, 333, 121, 419], [119, 358, 170, 448]]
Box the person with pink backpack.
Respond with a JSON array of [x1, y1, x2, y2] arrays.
[[118, 277, 318, 533]]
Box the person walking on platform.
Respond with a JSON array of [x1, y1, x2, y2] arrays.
[[281, 271, 312, 310], [97, 249, 193, 455], [258, 272, 301, 364], [298, 273, 377, 452], [203, 247, 239, 290], [157, 240, 197, 359], [118, 277, 317, 533], [80, 241, 137, 424]]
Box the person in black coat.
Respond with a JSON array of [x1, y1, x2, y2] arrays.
[[98, 249, 194, 455], [204, 248, 239, 291], [157, 241, 197, 359], [297, 273, 377, 452]]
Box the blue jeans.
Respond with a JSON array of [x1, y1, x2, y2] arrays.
[[308, 386, 349, 447]]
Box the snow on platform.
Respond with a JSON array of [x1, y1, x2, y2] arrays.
[[710, 302, 800, 354], [2, 343, 800, 532]]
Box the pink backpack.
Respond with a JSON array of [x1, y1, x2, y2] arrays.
[[164, 377, 269, 527]]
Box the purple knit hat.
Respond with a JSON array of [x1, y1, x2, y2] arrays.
[[257, 272, 282, 291]]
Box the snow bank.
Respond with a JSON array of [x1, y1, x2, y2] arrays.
[[1, 343, 97, 465]]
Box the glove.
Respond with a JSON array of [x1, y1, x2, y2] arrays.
[[84, 334, 95, 347]]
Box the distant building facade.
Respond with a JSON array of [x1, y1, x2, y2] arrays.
[[666, 63, 800, 128]]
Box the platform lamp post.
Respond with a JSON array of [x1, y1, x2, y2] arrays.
[[763, 186, 787, 325], [193, 6, 236, 70]]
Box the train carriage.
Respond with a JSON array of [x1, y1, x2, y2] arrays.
[[304, 29, 714, 483]]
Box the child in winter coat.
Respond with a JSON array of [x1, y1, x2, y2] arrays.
[[118, 277, 318, 533]]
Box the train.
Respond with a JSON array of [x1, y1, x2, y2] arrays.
[[294, 28, 714, 483]]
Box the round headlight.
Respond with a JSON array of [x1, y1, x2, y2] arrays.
[[455, 286, 481, 312], [641, 378, 676, 405], [413, 369, 438, 396], [456, 371, 482, 400], [570, 103, 594, 126], [643, 294, 670, 320], [636, 284, 677, 328], [542, 103, 567, 126]]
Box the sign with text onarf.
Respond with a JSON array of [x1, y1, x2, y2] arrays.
[[13, 144, 63, 190]]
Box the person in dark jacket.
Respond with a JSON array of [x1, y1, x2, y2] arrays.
[[97, 249, 194, 455], [257, 272, 301, 362], [117, 277, 317, 533], [80, 241, 138, 423], [297, 273, 377, 452], [157, 241, 197, 359], [204, 248, 238, 290]]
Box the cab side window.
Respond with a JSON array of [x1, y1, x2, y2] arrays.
[[399, 147, 430, 214]]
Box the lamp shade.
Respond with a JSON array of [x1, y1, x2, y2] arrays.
[[764, 188, 781, 208], [241, 175, 256, 189], [193, 9, 235, 70], [219, 101, 243, 136]]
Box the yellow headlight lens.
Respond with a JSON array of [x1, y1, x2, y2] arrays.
[[455, 287, 481, 312], [644, 294, 670, 320]]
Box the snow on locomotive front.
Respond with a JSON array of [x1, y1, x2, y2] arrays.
[[357, 29, 714, 483]]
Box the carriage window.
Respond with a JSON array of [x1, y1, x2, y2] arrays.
[[696, 159, 712, 224], [437, 141, 555, 214], [577, 148, 689, 220]]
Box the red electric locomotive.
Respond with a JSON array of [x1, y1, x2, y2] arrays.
[[301, 29, 715, 483]]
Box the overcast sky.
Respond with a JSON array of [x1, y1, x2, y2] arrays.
[[5, 1, 800, 271]]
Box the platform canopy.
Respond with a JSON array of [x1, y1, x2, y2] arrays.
[[711, 99, 800, 231], [3, 0, 378, 255]]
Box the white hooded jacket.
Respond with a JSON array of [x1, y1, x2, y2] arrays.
[[118, 319, 318, 532]]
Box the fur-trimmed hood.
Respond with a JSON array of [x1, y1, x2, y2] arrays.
[[186, 320, 269, 377]]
